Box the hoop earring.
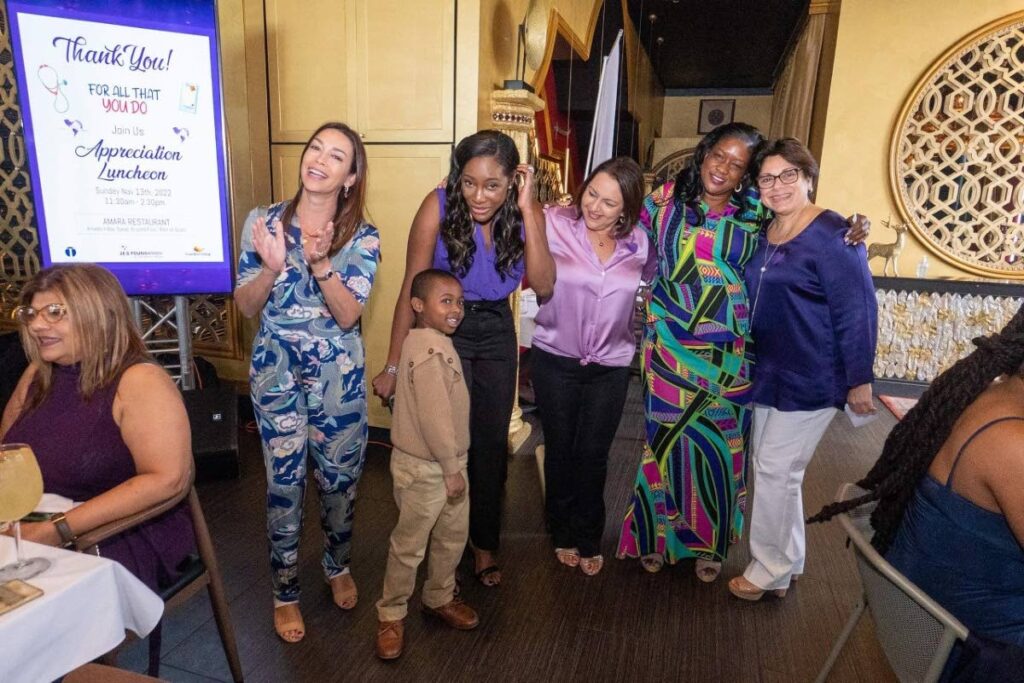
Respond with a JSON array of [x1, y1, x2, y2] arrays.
[[735, 183, 743, 193], [617, 215, 626, 225]]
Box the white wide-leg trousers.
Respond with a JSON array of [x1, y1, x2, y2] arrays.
[[744, 404, 837, 590]]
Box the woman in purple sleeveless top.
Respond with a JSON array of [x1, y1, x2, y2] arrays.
[[1, 264, 194, 591], [372, 131, 555, 586]]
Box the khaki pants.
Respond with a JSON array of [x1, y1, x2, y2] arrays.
[[376, 449, 469, 622]]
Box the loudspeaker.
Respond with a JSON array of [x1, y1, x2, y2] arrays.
[[0, 332, 28, 410], [183, 386, 240, 480]]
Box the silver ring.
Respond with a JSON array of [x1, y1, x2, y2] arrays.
[[527, 165, 535, 173]]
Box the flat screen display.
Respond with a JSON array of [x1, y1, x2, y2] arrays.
[[8, 0, 232, 295]]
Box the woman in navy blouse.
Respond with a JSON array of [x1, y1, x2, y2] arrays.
[[728, 137, 878, 601]]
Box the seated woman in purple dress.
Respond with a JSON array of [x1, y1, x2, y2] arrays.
[[1, 264, 194, 591], [812, 305, 1024, 680]]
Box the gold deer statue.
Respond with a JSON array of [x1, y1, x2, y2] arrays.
[[868, 217, 909, 276]]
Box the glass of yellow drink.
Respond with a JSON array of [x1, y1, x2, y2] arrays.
[[0, 443, 51, 581]]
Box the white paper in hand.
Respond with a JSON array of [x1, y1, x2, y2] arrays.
[[845, 403, 880, 428]]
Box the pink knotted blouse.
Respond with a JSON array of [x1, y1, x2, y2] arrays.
[[531, 206, 656, 367]]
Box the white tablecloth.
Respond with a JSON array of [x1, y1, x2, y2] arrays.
[[0, 536, 164, 683]]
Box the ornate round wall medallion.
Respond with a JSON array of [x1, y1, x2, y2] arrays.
[[890, 11, 1024, 279]]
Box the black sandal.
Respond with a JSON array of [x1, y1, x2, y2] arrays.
[[475, 565, 501, 587]]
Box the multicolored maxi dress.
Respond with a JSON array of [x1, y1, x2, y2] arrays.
[[237, 200, 381, 604], [618, 182, 763, 564]]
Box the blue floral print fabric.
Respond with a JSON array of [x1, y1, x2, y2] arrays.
[[237, 201, 380, 602]]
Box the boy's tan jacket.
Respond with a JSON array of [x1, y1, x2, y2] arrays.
[[389, 327, 470, 474]]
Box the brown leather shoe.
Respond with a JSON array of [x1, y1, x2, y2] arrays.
[[376, 619, 404, 660], [422, 598, 479, 630]]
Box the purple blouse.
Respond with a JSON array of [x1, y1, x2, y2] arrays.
[[432, 188, 525, 300], [531, 206, 656, 367], [745, 209, 877, 410]]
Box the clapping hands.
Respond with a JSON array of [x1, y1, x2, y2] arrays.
[[252, 215, 286, 275], [303, 220, 335, 268]]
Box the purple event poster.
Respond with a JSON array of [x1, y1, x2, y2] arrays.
[[8, 0, 232, 295]]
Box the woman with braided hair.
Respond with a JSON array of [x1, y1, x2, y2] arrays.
[[810, 304, 1024, 676]]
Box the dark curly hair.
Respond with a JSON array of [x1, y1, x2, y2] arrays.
[[441, 130, 524, 280], [670, 122, 765, 224], [808, 303, 1024, 553]]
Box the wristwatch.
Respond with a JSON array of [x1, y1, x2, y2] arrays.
[[50, 512, 77, 549], [312, 269, 334, 282], [384, 364, 398, 376]]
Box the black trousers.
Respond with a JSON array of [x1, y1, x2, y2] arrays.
[[452, 299, 517, 552], [531, 346, 631, 557]]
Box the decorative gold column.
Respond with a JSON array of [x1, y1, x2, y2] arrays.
[[490, 87, 545, 454]]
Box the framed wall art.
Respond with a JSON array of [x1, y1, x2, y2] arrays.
[[698, 99, 735, 134]]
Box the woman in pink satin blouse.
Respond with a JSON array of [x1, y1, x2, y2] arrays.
[[530, 157, 655, 576]]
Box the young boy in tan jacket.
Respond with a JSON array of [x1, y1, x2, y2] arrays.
[[376, 268, 477, 660]]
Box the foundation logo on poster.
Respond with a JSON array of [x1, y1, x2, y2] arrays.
[[64, 246, 77, 257], [119, 244, 161, 258]]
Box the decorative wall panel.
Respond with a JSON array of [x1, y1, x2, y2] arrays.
[[651, 146, 695, 187], [890, 13, 1024, 278], [0, 3, 39, 331], [873, 278, 1023, 385]]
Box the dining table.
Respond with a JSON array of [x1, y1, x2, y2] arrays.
[[0, 536, 164, 683]]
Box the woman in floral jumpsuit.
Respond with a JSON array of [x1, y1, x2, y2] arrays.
[[235, 122, 380, 643]]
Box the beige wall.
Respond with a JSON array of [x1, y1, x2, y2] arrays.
[[815, 0, 1023, 279], [222, 0, 478, 429], [660, 95, 774, 139]]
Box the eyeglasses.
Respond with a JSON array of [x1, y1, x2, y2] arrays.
[[756, 167, 801, 189], [13, 303, 68, 325]]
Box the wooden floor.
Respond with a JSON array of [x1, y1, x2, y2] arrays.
[[118, 379, 899, 682]]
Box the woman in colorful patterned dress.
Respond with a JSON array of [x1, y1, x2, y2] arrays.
[[617, 124, 866, 581], [235, 122, 380, 643]]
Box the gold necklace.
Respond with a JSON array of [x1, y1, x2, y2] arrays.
[[587, 227, 611, 248]]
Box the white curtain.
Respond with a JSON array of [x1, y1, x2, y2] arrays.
[[585, 30, 622, 176]]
